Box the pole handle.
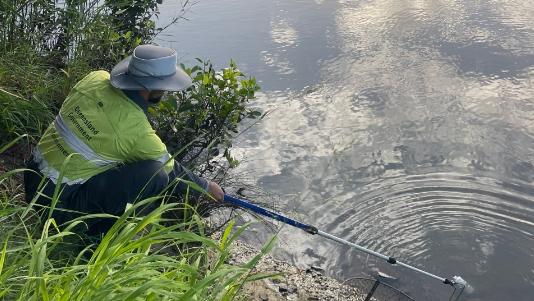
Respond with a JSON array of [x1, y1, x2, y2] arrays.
[[224, 195, 318, 234]]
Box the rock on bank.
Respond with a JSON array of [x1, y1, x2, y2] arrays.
[[229, 239, 366, 301]]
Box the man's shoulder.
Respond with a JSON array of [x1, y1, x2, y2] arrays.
[[86, 70, 111, 79], [66, 70, 143, 118], [76, 70, 110, 87]]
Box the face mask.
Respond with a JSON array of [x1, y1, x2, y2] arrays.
[[148, 91, 167, 104]]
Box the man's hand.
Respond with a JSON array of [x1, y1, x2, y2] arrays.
[[207, 181, 224, 202]]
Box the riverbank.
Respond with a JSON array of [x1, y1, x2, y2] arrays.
[[228, 239, 366, 301]]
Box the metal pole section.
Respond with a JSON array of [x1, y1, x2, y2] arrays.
[[223, 195, 455, 286], [317, 230, 447, 283]]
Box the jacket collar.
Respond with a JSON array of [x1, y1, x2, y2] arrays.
[[122, 90, 149, 116]]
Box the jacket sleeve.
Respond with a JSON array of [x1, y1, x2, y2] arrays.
[[127, 129, 209, 196], [127, 128, 174, 174], [168, 161, 210, 198]]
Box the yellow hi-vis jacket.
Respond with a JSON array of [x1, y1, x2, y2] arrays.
[[34, 71, 173, 185]]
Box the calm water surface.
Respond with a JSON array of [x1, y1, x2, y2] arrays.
[[158, 0, 534, 300]]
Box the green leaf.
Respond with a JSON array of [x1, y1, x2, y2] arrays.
[[220, 220, 235, 250], [0, 134, 26, 154], [245, 271, 282, 282], [202, 73, 210, 85], [0, 237, 8, 276], [190, 66, 202, 73]]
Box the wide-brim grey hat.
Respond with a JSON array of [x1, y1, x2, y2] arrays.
[[110, 44, 192, 91]]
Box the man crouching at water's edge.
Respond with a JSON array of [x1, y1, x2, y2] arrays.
[[24, 44, 224, 236]]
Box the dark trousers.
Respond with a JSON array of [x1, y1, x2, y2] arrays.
[[24, 160, 207, 235]]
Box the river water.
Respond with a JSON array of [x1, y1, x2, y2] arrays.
[[158, 0, 534, 300]]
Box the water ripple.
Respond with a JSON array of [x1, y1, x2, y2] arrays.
[[306, 170, 534, 300]]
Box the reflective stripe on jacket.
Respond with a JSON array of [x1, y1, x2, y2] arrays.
[[35, 71, 174, 185]]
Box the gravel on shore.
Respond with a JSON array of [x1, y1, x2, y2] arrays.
[[228, 239, 366, 301]]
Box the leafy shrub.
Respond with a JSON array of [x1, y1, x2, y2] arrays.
[[150, 59, 262, 173]]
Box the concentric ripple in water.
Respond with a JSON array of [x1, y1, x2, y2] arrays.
[[302, 170, 534, 300]]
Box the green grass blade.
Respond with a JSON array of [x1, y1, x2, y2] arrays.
[[0, 134, 27, 154], [0, 237, 8, 276]]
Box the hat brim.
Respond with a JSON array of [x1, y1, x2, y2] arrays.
[[110, 56, 193, 91]]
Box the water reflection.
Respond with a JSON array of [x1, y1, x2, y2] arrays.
[[159, 0, 534, 300], [270, 20, 299, 47], [236, 0, 534, 299], [440, 42, 534, 78]]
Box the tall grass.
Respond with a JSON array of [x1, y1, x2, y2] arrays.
[[0, 0, 192, 146], [0, 138, 275, 300], [0, 46, 93, 145]]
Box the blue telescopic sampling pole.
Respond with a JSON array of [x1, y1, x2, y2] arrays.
[[223, 194, 468, 289]]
